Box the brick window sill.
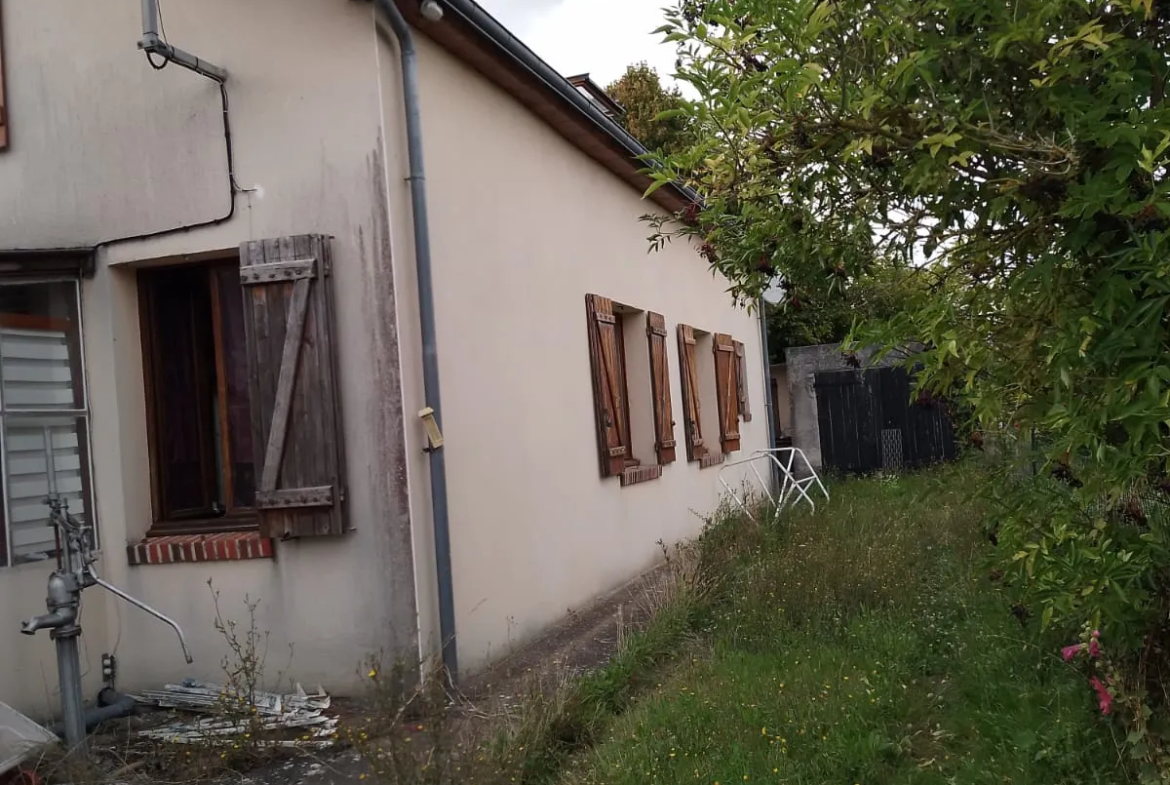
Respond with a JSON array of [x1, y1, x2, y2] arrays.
[[620, 464, 662, 487], [127, 532, 274, 566], [699, 453, 726, 470]]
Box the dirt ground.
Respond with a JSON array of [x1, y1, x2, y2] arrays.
[[237, 563, 671, 785]]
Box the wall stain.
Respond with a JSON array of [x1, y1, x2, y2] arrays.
[[360, 132, 417, 660]]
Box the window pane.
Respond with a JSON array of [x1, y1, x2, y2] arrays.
[[0, 282, 82, 411], [6, 415, 89, 564], [148, 268, 216, 516], [213, 267, 255, 507]]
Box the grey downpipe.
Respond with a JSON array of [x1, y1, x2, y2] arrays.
[[50, 689, 136, 738], [138, 0, 228, 82], [373, 0, 458, 680]]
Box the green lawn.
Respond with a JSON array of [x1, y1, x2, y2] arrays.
[[560, 466, 1124, 785]]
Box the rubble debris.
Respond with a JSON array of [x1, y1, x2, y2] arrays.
[[0, 701, 56, 777], [130, 680, 337, 749]]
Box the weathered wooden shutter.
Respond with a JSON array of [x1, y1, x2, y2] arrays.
[[714, 333, 741, 453], [645, 312, 676, 465], [677, 324, 706, 462], [733, 339, 752, 422], [240, 235, 346, 538], [585, 294, 628, 477]]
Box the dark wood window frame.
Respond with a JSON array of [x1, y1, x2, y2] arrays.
[[612, 313, 640, 470], [588, 295, 670, 482], [139, 260, 257, 535]]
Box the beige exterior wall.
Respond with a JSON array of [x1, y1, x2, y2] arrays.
[[377, 32, 771, 671], [0, 0, 417, 717], [0, 0, 773, 719]]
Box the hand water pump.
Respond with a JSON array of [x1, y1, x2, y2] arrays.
[[20, 497, 193, 754]]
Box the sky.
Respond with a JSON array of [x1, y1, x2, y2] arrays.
[[474, 0, 680, 90]]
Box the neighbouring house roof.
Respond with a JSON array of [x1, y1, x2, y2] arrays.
[[392, 0, 697, 214], [566, 74, 626, 120]]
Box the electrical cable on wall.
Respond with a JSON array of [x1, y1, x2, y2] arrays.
[[93, 0, 237, 251]]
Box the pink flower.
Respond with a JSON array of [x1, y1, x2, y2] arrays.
[[1090, 677, 1112, 715], [1062, 644, 1083, 661], [1088, 638, 1100, 658]]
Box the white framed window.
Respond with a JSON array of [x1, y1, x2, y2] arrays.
[[0, 280, 93, 566]]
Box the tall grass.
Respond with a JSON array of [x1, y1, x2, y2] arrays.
[[561, 464, 1125, 785]]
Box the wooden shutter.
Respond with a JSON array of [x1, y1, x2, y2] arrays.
[[240, 235, 346, 538], [733, 339, 752, 422], [714, 333, 741, 453], [585, 294, 628, 477], [645, 312, 676, 465], [677, 324, 707, 462]]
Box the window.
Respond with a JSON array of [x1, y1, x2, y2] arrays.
[[734, 340, 752, 423], [678, 325, 743, 464], [584, 295, 676, 485], [0, 281, 93, 566], [138, 235, 348, 542], [139, 262, 255, 532]]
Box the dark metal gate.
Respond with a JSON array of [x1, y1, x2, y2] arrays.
[[814, 366, 955, 474]]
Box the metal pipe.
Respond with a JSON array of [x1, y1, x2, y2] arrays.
[[373, 0, 458, 681], [137, 0, 228, 83], [90, 573, 194, 664], [141, 0, 158, 38], [55, 635, 86, 753], [50, 689, 136, 737]]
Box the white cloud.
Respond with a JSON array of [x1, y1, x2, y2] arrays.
[[476, 0, 680, 90]]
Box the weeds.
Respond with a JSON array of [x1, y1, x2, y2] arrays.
[[30, 464, 1129, 785], [564, 463, 1125, 784], [28, 585, 296, 785]]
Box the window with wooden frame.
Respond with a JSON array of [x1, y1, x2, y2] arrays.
[[0, 281, 94, 566], [585, 295, 674, 486], [679, 326, 742, 465], [677, 324, 708, 463], [733, 340, 752, 423], [139, 236, 348, 540], [139, 261, 256, 533]]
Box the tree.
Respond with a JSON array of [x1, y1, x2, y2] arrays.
[[646, 0, 1170, 752], [766, 261, 925, 363], [649, 0, 1170, 490], [606, 62, 693, 157]]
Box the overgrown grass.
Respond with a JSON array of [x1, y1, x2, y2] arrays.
[[559, 464, 1125, 785]]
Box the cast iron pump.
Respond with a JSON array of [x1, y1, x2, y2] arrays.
[[21, 497, 193, 754]]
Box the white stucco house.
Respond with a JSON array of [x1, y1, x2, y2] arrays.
[[0, 0, 772, 719]]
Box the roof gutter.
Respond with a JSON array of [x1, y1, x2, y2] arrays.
[[373, 0, 459, 682], [436, 0, 699, 206]]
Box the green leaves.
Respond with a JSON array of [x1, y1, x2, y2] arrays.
[[606, 62, 695, 159], [645, 0, 1170, 683], [648, 0, 1170, 491]]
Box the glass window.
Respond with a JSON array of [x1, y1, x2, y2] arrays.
[[139, 262, 255, 531], [0, 281, 92, 566]]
